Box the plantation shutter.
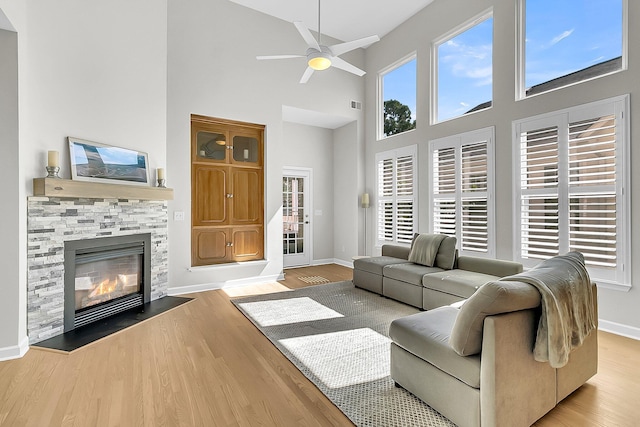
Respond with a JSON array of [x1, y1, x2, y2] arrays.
[[432, 147, 456, 236], [567, 114, 617, 268], [376, 146, 417, 246], [430, 128, 494, 257], [460, 141, 489, 253], [514, 96, 629, 287], [518, 125, 560, 260]]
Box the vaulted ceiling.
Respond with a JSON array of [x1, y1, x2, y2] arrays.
[[229, 0, 434, 42]]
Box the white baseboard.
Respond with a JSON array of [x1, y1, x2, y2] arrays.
[[167, 274, 283, 296], [0, 335, 29, 361], [599, 319, 640, 341], [312, 258, 353, 269]]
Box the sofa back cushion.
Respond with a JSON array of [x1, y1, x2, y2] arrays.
[[435, 236, 457, 270], [450, 280, 541, 356]]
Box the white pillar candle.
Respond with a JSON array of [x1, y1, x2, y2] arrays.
[[48, 150, 59, 168], [157, 168, 165, 180], [243, 149, 249, 160]]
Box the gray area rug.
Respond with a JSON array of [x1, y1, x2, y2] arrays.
[[232, 281, 456, 427]]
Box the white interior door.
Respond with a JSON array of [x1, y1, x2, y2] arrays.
[[283, 168, 311, 268]]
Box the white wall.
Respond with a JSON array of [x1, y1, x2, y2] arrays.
[[0, 0, 168, 355], [282, 122, 336, 262], [364, 0, 640, 336], [166, 0, 365, 290]]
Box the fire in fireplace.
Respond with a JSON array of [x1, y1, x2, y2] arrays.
[[64, 234, 151, 331]]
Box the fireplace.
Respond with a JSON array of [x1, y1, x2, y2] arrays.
[[63, 234, 152, 331]]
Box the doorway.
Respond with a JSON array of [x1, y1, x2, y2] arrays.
[[283, 168, 311, 268]]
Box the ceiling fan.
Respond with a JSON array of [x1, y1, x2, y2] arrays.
[[256, 0, 380, 84]]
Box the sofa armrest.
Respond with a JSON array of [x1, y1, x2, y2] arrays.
[[480, 310, 556, 427], [382, 244, 410, 260], [457, 255, 523, 277]]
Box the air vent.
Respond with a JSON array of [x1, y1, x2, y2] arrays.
[[350, 100, 362, 110]]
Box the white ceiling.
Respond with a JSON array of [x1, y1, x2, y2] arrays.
[[282, 105, 354, 130], [229, 0, 434, 42]]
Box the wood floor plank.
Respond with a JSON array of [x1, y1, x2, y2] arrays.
[[0, 264, 638, 426]]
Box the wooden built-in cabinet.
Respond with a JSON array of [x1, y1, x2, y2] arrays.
[[191, 115, 264, 266]]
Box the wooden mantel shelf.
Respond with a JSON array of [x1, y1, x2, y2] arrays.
[[33, 178, 174, 201]]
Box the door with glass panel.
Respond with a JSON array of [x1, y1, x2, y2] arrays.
[[283, 169, 311, 268]]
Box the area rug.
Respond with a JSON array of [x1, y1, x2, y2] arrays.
[[232, 281, 456, 427]]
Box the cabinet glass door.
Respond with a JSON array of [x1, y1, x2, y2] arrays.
[[232, 135, 259, 164], [197, 131, 227, 161]]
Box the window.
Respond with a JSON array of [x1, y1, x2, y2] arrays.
[[433, 10, 493, 123], [513, 95, 630, 289], [379, 54, 416, 139], [429, 128, 495, 257], [519, 0, 625, 98], [376, 146, 417, 246]]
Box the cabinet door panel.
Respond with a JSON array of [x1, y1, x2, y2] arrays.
[[231, 169, 263, 224], [192, 228, 229, 265], [193, 166, 228, 225], [231, 227, 263, 261]]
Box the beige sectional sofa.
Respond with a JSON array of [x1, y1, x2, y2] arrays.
[[389, 254, 598, 427], [353, 235, 523, 309]]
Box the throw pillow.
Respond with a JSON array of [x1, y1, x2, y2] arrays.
[[408, 233, 446, 267]]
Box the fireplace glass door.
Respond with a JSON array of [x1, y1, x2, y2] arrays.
[[74, 248, 143, 312]]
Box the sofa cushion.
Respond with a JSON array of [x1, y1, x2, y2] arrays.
[[435, 236, 457, 270], [422, 270, 499, 299], [457, 255, 523, 277], [353, 256, 409, 275], [450, 280, 541, 356], [383, 263, 443, 286], [390, 307, 481, 388], [408, 234, 446, 267]]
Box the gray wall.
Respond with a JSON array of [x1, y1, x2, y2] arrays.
[[282, 121, 336, 262], [0, 26, 23, 357], [166, 0, 365, 290], [364, 0, 640, 336]]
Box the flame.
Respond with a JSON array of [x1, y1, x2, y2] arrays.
[[89, 278, 117, 298]]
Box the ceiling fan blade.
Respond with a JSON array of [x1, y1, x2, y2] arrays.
[[294, 21, 320, 51], [330, 57, 366, 76], [329, 35, 380, 57], [300, 67, 315, 84], [256, 54, 305, 60]]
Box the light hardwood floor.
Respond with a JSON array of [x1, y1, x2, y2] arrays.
[[0, 264, 638, 426]]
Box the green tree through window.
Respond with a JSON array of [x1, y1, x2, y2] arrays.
[[384, 99, 416, 136]]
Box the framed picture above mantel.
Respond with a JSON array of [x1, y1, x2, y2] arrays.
[[68, 137, 151, 186]]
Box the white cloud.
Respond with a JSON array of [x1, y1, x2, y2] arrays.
[[550, 29, 574, 46]]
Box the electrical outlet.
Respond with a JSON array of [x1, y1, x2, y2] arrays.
[[174, 211, 185, 221]]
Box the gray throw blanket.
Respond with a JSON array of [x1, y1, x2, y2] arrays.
[[408, 234, 446, 267], [502, 252, 596, 368]]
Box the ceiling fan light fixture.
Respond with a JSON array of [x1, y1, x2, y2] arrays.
[[308, 51, 332, 71]]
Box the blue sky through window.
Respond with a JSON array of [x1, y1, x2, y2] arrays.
[[437, 17, 493, 122], [382, 57, 417, 124], [380, 1, 623, 127], [525, 0, 623, 89]]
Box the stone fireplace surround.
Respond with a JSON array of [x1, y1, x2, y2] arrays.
[[27, 196, 168, 344]]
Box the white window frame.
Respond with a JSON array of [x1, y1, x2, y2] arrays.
[[512, 95, 630, 291], [515, 0, 628, 100], [428, 127, 496, 258], [431, 8, 493, 125], [375, 145, 418, 247], [377, 52, 417, 141]]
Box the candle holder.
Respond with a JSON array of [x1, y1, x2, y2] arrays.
[[157, 178, 166, 188], [46, 166, 61, 179]]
